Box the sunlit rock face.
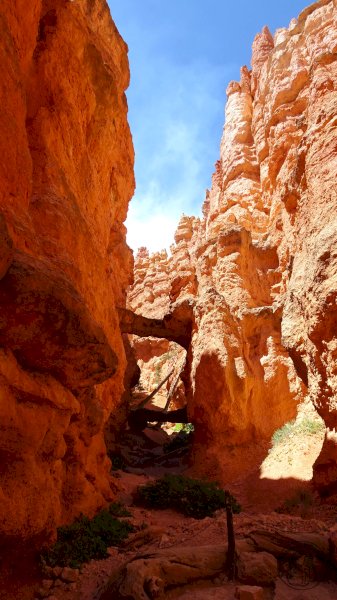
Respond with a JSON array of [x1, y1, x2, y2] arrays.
[[129, 0, 337, 489], [0, 0, 134, 542], [253, 0, 337, 493], [129, 247, 172, 319]]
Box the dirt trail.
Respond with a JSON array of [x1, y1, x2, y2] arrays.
[[28, 465, 337, 600], [9, 412, 337, 600]]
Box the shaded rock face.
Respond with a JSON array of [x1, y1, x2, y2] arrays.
[[118, 304, 192, 349], [129, 0, 337, 490], [0, 0, 134, 541]]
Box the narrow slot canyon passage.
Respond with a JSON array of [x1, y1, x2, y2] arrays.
[[111, 305, 327, 509], [2, 1, 337, 599], [112, 307, 194, 476]]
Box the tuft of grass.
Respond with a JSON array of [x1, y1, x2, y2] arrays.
[[272, 421, 295, 446], [272, 417, 325, 447], [40, 506, 134, 569], [297, 418, 325, 436], [135, 474, 241, 520]]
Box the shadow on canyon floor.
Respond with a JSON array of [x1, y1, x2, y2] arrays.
[[114, 406, 331, 520], [2, 400, 333, 600]]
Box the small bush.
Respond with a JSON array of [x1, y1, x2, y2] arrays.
[[135, 474, 241, 519], [40, 508, 134, 568]]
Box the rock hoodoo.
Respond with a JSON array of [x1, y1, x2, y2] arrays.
[[0, 0, 134, 543], [128, 0, 337, 491]]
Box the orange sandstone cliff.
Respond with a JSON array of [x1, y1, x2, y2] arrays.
[[2, 0, 337, 553], [0, 0, 134, 543], [129, 0, 337, 492]]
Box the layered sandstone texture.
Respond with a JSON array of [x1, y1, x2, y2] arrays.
[[0, 0, 134, 542], [129, 0, 337, 489], [126, 247, 189, 413]]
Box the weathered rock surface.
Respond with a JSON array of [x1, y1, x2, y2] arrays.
[[235, 587, 264, 600], [329, 526, 337, 567], [237, 551, 278, 587], [0, 0, 134, 541], [125, 245, 191, 413], [129, 247, 173, 319], [118, 304, 192, 350], [129, 0, 337, 489], [100, 545, 228, 600]]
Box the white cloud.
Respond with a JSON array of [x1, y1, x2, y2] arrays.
[[126, 210, 178, 254], [126, 166, 200, 254], [124, 36, 236, 253], [125, 116, 205, 254]]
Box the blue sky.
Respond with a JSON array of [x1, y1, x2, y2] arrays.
[[109, 0, 309, 253]]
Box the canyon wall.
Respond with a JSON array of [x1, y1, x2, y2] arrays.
[[0, 0, 134, 543], [129, 0, 337, 491]]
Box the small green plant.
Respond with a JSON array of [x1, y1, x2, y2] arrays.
[[272, 421, 296, 445], [185, 423, 194, 433], [135, 474, 241, 520], [173, 423, 184, 433], [40, 508, 134, 568], [272, 417, 325, 447], [297, 418, 325, 436]]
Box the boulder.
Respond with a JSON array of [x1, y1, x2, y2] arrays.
[[237, 551, 278, 586], [235, 586, 264, 600]]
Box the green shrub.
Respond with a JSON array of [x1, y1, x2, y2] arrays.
[[40, 508, 134, 568], [135, 474, 241, 520]]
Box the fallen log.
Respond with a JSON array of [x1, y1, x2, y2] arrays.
[[99, 545, 228, 600], [249, 529, 329, 560]]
